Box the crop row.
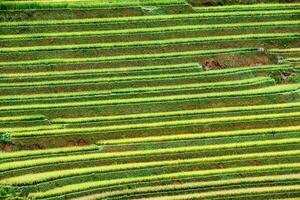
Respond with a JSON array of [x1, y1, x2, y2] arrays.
[[0, 77, 273, 101], [0, 145, 98, 162], [1, 33, 299, 53], [0, 47, 258, 67], [1, 150, 299, 186], [0, 63, 200, 78], [1, 10, 299, 27], [52, 100, 300, 124], [0, 84, 298, 114], [29, 173, 300, 199], [11, 110, 300, 138], [99, 124, 300, 145], [0, 71, 228, 87], [0, 115, 45, 122], [269, 48, 300, 53], [139, 184, 300, 200], [1, 20, 299, 40], [194, 3, 300, 12], [1, 137, 299, 173], [0, 0, 186, 9], [0, 63, 288, 80], [0, 124, 63, 134]]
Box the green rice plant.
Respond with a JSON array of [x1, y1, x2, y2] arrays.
[[1, 137, 299, 172], [1, 33, 299, 53], [98, 125, 300, 145], [0, 71, 219, 87], [0, 0, 187, 9], [28, 173, 300, 199], [194, 3, 300, 12], [133, 184, 300, 200], [1, 150, 299, 186], [0, 63, 200, 78], [0, 48, 258, 67], [1, 10, 299, 27], [0, 145, 99, 161], [1, 84, 299, 119], [287, 58, 300, 62], [269, 48, 300, 53], [0, 77, 273, 101], [15, 110, 300, 137], [53, 100, 300, 124], [0, 125, 64, 134], [1, 20, 299, 40], [0, 115, 45, 122]]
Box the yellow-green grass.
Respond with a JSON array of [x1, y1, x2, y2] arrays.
[[0, 124, 63, 134], [53, 100, 300, 124], [0, 47, 258, 67], [138, 184, 300, 200], [0, 0, 187, 9], [1, 20, 299, 40], [1, 10, 299, 27], [0, 70, 254, 88], [0, 63, 200, 78], [98, 125, 300, 145], [0, 145, 99, 161], [29, 173, 300, 199], [0, 77, 273, 101], [11, 111, 300, 138], [269, 48, 300, 54], [0, 115, 45, 122], [1, 149, 299, 186], [0, 83, 298, 112], [1, 33, 299, 53], [193, 3, 300, 12], [0, 137, 299, 173]]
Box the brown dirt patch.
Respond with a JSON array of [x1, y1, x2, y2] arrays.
[[202, 59, 224, 71]]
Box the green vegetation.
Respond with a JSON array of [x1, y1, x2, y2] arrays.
[[1, 150, 299, 186], [29, 173, 300, 199], [1, 20, 299, 40], [0, 1, 300, 199], [1, 33, 298, 53], [0, 48, 258, 67], [0, 0, 187, 9], [98, 125, 300, 145]]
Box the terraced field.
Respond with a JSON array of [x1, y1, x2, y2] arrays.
[[0, 0, 300, 199]]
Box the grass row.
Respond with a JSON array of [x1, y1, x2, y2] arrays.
[[137, 184, 300, 200], [52, 100, 300, 124], [29, 173, 300, 199], [0, 145, 98, 161], [0, 47, 258, 67], [0, 84, 298, 114], [269, 48, 300, 54], [0, 115, 45, 122], [12, 110, 300, 137], [1, 33, 299, 53], [0, 77, 273, 101], [1, 150, 299, 186], [1, 10, 299, 27], [193, 3, 300, 12], [1, 20, 299, 40], [0, 71, 225, 87], [0, 63, 271, 78], [0, 63, 200, 78], [99, 125, 300, 145], [0, 0, 186, 9], [0, 124, 63, 134], [1, 137, 299, 173]]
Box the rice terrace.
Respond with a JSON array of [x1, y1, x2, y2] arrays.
[[0, 0, 300, 199]]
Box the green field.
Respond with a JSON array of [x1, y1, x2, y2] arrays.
[[0, 0, 300, 199]]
